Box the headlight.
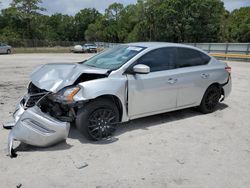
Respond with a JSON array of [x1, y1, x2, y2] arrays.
[[50, 86, 80, 103]]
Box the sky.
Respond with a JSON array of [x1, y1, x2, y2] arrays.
[[1, 0, 250, 15]]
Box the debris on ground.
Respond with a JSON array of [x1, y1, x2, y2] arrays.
[[67, 155, 89, 169], [74, 162, 89, 169], [176, 159, 185, 165]]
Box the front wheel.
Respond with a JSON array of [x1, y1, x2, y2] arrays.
[[198, 85, 221, 114], [7, 49, 11, 54], [76, 98, 119, 141]]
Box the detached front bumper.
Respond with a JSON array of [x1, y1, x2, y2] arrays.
[[8, 100, 70, 157]]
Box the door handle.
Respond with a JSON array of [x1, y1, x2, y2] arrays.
[[201, 73, 210, 79], [168, 78, 178, 84]]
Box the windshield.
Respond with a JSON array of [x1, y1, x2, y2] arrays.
[[84, 45, 146, 70]]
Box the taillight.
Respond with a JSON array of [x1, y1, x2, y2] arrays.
[[225, 66, 231, 74]]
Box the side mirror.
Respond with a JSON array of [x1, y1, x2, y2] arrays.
[[133, 64, 150, 74]]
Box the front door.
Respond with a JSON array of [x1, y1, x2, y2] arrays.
[[127, 47, 178, 119]]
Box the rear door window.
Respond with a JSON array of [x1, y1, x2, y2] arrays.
[[176, 47, 211, 68]]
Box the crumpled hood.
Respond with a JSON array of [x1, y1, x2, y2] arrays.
[[31, 63, 109, 92]]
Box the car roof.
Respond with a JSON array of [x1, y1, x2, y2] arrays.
[[129, 42, 189, 47], [126, 42, 208, 54]]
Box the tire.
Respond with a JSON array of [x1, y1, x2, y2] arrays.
[[7, 49, 11, 54], [76, 98, 119, 141], [198, 85, 221, 114]]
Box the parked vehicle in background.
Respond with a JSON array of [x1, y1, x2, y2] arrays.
[[82, 43, 97, 53], [72, 45, 83, 53], [72, 43, 97, 53], [0, 43, 12, 54], [6, 42, 232, 157]]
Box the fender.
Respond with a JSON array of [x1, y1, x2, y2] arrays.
[[73, 76, 129, 122]]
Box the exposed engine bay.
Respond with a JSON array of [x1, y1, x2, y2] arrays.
[[26, 83, 75, 122]]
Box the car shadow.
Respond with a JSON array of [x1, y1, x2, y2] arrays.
[[14, 140, 73, 153], [13, 103, 228, 156], [69, 103, 229, 144], [68, 127, 120, 145]]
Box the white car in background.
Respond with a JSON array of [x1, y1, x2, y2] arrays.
[[72, 43, 97, 53], [0, 43, 12, 54]]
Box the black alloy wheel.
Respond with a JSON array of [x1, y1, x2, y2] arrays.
[[88, 108, 117, 140], [76, 98, 119, 141], [199, 85, 221, 114]]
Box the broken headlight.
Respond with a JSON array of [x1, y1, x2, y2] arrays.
[[49, 86, 80, 103]]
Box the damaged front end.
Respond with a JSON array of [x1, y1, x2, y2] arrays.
[[6, 83, 79, 157], [5, 62, 111, 157]]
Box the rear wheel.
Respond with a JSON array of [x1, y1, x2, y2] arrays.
[[76, 98, 119, 141], [7, 49, 11, 54], [198, 85, 221, 114]]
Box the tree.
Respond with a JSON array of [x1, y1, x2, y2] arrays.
[[47, 13, 75, 41], [11, 0, 45, 14], [227, 7, 250, 42], [85, 3, 125, 42], [74, 8, 101, 41], [0, 7, 23, 43], [120, 4, 140, 42], [10, 0, 46, 39], [1, 0, 249, 45], [133, 0, 226, 42], [103, 3, 125, 42], [105, 2, 124, 21], [85, 21, 104, 41]]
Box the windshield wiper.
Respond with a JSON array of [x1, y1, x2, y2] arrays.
[[86, 64, 97, 68], [78, 60, 87, 64]]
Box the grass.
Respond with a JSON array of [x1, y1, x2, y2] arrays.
[[13, 47, 71, 53]]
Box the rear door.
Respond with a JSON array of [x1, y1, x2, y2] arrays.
[[127, 47, 179, 118], [174, 47, 212, 107]]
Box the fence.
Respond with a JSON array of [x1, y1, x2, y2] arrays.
[[186, 43, 250, 62], [95, 42, 250, 61], [5, 39, 250, 61], [7, 39, 250, 54], [185, 43, 250, 55]]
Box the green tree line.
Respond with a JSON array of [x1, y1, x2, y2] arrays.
[[0, 0, 249, 45]]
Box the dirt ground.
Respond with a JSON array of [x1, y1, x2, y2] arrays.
[[0, 53, 249, 188]]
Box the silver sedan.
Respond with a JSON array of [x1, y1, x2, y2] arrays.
[[6, 42, 232, 156], [0, 43, 12, 54]]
